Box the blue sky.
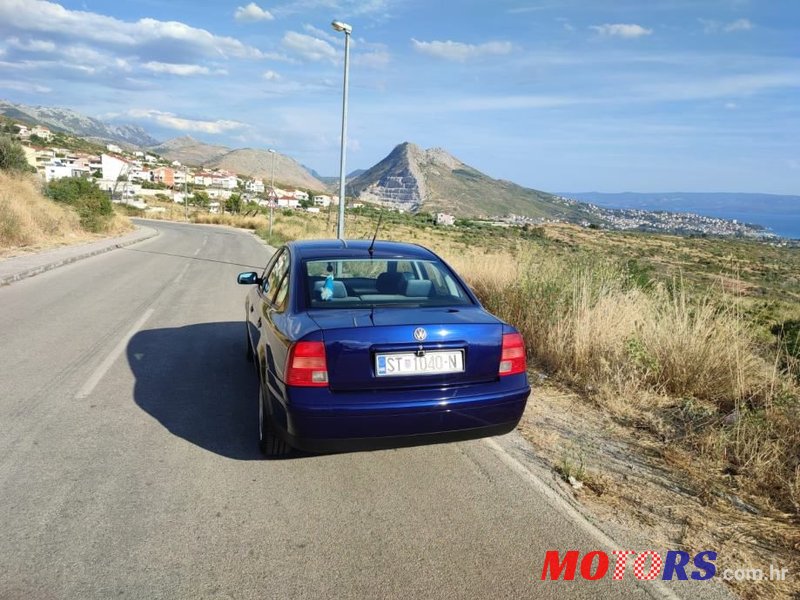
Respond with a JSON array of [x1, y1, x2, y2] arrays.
[[0, 0, 798, 194]]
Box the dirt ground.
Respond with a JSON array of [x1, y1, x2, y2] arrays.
[[517, 377, 799, 600]]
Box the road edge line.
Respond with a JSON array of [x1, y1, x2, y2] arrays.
[[74, 308, 155, 400], [483, 437, 682, 600]]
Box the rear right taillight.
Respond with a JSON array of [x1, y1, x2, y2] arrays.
[[499, 332, 526, 376], [286, 341, 329, 387]]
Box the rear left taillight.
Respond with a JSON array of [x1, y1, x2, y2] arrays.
[[286, 341, 329, 387], [499, 332, 526, 376]]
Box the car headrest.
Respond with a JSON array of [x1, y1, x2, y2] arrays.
[[313, 279, 348, 298], [376, 272, 405, 294], [405, 279, 433, 297]]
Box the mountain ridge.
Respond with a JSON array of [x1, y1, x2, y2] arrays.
[[349, 142, 598, 221], [0, 99, 158, 147]]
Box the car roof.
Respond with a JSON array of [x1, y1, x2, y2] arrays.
[[287, 239, 438, 261]]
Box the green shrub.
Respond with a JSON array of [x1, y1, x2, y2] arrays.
[[45, 176, 113, 232], [0, 136, 31, 173]]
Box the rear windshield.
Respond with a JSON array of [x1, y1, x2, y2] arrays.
[[303, 258, 474, 309]]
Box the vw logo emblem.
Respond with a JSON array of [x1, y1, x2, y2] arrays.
[[413, 327, 427, 342]]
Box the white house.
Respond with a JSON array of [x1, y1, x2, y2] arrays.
[[106, 143, 123, 153], [31, 126, 52, 141], [129, 169, 152, 183], [246, 179, 265, 193], [436, 213, 456, 226], [174, 170, 190, 187], [44, 162, 90, 182], [313, 195, 332, 208], [292, 190, 309, 201], [277, 197, 299, 209], [101, 153, 129, 181]]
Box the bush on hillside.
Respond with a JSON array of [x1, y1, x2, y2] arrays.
[[0, 136, 32, 173], [45, 176, 113, 232]]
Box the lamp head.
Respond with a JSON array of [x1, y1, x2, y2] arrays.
[[331, 20, 352, 34]]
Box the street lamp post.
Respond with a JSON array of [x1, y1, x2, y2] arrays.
[[332, 19, 352, 240], [268, 148, 276, 240]]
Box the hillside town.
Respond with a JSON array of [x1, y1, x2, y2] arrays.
[[7, 121, 782, 241], [10, 122, 339, 214], [493, 196, 777, 239]]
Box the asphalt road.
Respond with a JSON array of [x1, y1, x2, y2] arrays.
[[0, 220, 725, 600]]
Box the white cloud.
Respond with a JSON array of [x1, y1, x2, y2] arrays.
[[724, 18, 753, 32], [450, 95, 587, 111], [355, 50, 390, 68], [281, 31, 337, 62], [143, 61, 211, 76], [261, 51, 297, 63], [262, 69, 280, 80], [126, 109, 245, 134], [0, 79, 52, 93], [302, 24, 341, 45], [410, 39, 513, 62], [0, 0, 265, 60], [724, 102, 738, 109], [590, 24, 653, 39], [234, 3, 274, 22], [634, 72, 800, 101], [700, 18, 754, 34], [7, 37, 57, 53]]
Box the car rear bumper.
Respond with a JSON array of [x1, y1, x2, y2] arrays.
[[275, 384, 530, 453]]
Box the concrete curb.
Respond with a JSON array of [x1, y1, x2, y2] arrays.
[[0, 225, 159, 287]]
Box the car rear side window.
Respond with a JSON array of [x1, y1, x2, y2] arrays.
[[266, 251, 288, 298], [272, 270, 290, 311], [304, 258, 473, 309]]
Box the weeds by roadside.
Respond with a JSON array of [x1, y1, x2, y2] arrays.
[[463, 249, 799, 516]]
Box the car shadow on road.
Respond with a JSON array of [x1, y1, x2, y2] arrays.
[[127, 321, 263, 460]]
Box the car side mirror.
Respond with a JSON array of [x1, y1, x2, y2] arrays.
[[237, 271, 260, 285]]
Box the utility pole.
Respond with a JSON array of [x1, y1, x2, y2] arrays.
[[332, 20, 352, 240], [268, 149, 276, 241], [184, 168, 188, 221]]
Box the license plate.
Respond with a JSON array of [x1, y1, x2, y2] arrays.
[[375, 350, 464, 377]]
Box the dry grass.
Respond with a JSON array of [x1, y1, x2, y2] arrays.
[[0, 171, 86, 253], [192, 212, 269, 230], [0, 172, 133, 256], [461, 248, 799, 518]]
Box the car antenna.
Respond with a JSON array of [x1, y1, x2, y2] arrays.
[[368, 214, 383, 257]]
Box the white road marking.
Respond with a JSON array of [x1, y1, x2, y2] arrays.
[[175, 263, 190, 282], [74, 308, 155, 399], [483, 437, 682, 600]]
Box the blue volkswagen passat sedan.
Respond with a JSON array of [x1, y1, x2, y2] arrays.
[[237, 240, 530, 457]]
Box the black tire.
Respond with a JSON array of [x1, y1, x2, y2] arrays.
[[258, 383, 291, 458], [245, 327, 254, 363]]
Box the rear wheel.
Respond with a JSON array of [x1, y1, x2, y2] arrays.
[[258, 383, 291, 458]]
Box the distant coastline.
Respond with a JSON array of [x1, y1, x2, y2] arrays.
[[562, 192, 800, 240]]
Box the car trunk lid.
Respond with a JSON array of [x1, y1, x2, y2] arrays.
[[307, 307, 503, 392]]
